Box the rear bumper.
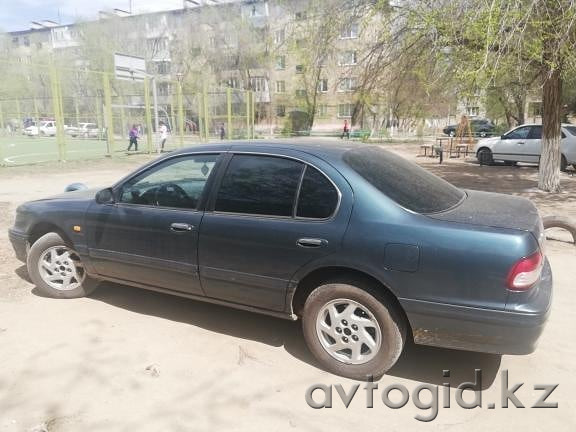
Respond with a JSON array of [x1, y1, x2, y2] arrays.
[[402, 260, 553, 355], [8, 228, 28, 263]]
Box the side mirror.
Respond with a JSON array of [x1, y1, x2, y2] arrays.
[[501, 135, 506, 139], [64, 182, 87, 192], [95, 188, 115, 204]]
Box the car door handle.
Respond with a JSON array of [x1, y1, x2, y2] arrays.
[[297, 238, 327, 248], [517, 142, 525, 145], [170, 222, 195, 232]]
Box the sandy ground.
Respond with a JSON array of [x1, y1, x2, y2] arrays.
[[0, 142, 575, 431]]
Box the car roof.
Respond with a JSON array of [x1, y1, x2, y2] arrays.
[[516, 123, 575, 127], [169, 139, 365, 164]]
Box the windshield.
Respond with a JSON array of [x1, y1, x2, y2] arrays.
[[343, 147, 465, 214]]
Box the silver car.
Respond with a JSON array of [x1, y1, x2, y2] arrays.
[[474, 123, 576, 171]]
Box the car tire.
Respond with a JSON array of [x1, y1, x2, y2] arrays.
[[477, 147, 494, 165], [302, 279, 407, 380], [560, 155, 568, 172], [27, 232, 99, 299]]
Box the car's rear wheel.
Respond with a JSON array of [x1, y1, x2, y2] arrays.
[[477, 147, 494, 165], [302, 279, 406, 380], [27, 232, 99, 299], [560, 155, 568, 172]]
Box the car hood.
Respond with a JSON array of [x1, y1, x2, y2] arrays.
[[427, 189, 541, 235], [474, 136, 499, 150], [34, 187, 100, 202]]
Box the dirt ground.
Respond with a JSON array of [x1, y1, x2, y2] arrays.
[[0, 141, 575, 431]]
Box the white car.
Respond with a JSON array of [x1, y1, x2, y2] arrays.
[[67, 122, 101, 138], [474, 123, 576, 171], [24, 121, 58, 137]]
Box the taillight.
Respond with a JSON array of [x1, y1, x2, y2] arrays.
[[506, 251, 543, 291]]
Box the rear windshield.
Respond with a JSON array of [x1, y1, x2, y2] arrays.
[[565, 126, 576, 136], [343, 146, 465, 213]]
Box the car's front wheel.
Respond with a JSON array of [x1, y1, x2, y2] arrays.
[[302, 279, 406, 380], [27, 232, 99, 298]]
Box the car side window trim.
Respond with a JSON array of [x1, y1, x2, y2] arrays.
[[113, 152, 223, 212], [207, 151, 343, 222]]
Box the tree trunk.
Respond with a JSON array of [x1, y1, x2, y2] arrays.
[[538, 67, 562, 192]]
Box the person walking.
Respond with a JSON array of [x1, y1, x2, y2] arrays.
[[219, 123, 226, 140], [127, 124, 138, 152], [341, 119, 350, 139], [159, 121, 168, 152]]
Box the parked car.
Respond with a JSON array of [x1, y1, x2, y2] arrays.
[[9, 142, 552, 380], [443, 118, 496, 137], [67, 122, 101, 138], [24, 120, 59, 137], [22, 121, 37, 135], [474, 123, 576, 171]]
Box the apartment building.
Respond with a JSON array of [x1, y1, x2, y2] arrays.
[[3, 0, 375, 132]]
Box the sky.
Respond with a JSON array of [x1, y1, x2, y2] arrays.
[[0, 0, 184, 32]]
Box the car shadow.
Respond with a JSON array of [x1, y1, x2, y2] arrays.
[[24, 275, 501, 388]]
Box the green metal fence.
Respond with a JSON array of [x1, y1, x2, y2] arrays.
[[0, 59, 255, 166]]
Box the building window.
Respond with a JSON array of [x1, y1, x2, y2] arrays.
[[295, 89, 307, 98], [275, 80, 286, 93], [275, 29, 285, 45], [155, 61, 171, 75], [317, 79, 328, 93], [12, 37, 19, 46], [338, 77, 357, 92], [227, 78, 241, 89], [276, 105, 286, 117], [466, 106, 479, 116], [339, 51, 358, 66], [158, 82, 171, 96], [249, 76, 267, 92], [275, 56, 286, 70], [338, 103, 353, 118], [295, 64, 304, 74], [340, 22, 359, 39], [23, 36, 30, 47], [295, 11, 307, 20], [147, 37, 168, 54], [316, 104, 328, 117]]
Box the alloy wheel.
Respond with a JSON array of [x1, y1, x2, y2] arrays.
[[37, 246, 85, 291], [315, 298, 382, 365]]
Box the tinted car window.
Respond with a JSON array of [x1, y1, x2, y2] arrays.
[[505, 126, 531, 139], [527, 125, 567, 139], [297, 166, 339, 219], [565, 126, 576, 136], [215, 155, 303, 216], [343, 147, 465, 214], [528, 126, 542, 139], [119, 154, 217, 209]]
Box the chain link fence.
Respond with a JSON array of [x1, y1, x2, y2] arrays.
[[0, 60, 255, 166]]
